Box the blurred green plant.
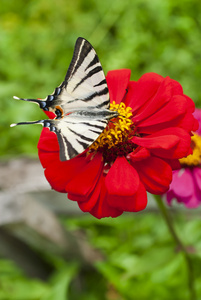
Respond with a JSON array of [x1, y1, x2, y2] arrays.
[[1, 0, 201, 158], [64, 212, 201, 300], [1, 212, 201, 300]]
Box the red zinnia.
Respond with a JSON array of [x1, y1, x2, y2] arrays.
[[38, 69, 198, 219]]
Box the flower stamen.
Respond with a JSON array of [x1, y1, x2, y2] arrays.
[[89, 101, 135, 163], [179, 133, 201, 166]]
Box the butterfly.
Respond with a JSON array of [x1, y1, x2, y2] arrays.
[[11, 37, 118, 161]]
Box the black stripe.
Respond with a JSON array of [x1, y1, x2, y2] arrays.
[[81, 122, 105, 130], [66, 86, 109, 105], [56, 133, 67, 161], [68, 128, 94, 143], [89, 129, 103, 135], [83, 87, 109, 102], [63, 135, 79, 159], [95, 99, 110, 109], [94, 79, 107, 87], [85, 54, 99, 71], [73, 66, 103, 92], [65, 38, 92, 81], [76, 139, 89, 150], [57, 131, 79, 161]]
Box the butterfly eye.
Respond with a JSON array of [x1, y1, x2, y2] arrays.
[[55, 106, 64, 119]]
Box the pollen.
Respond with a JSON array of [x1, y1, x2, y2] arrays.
[[179, 133, 201, 166], [89, 101, 135, 162]]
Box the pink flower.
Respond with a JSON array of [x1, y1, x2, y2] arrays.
[[165, 109, 201, 208]]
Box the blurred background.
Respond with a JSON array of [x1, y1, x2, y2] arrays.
[[1, 0, 201, 299]]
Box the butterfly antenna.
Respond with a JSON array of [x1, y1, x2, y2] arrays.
[[10, 120, 44, 127]]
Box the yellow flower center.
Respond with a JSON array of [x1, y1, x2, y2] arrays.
[[89, 101, 135, 162], [179, 133, 201, 166]]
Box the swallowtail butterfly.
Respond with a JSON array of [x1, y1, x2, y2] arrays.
[[11, 37, 118, 161]]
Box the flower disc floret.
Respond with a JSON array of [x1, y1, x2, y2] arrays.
[[89, 101, 135, 163], [179, 133, 201, 166]]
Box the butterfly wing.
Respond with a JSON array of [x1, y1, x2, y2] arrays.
[[44, 37, 110, 114], [12, 37, 112, 161], [45, 115, 107, 161]]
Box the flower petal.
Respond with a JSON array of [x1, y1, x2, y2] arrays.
[[132, 134, 179, 150], [135, 95, 188, 128], [132, 128, 191, 159], [38, 128, 60, 152], [170, 169, 193, 199], [43, 111, 56, 119], [132, 156, 172, 194], [44, 154, 88, 193], [90, 175, 123, 219], [106, 69, 131, 104], [192, 167, 201, 194], [106, 156, 140, 196], [166, 168, 201, 208], [194, 109, 201, 135], [105, 157, 142, 211], [128, 147, 150, 162], [124, 72, 163, 113], [78, 175, 102, 212], [132, 182, 148, 211], [65, 152, 104, 198], [133, 76, 173, 123]]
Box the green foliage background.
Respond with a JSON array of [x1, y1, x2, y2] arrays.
[[1, 213, 201, 299], [1, 0, 201, 299], [1, 0, 201, 157]]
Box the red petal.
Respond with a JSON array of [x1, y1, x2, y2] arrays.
[[136, 95, 188, 128], [106, 156, 140, 195], [137, 113, 198, 135], [132, 156, 172, 194], [132, 134, 179, 150], [163, 158, 181, 170], [124, 72, 163, 113], [38, 149, 60, 168], [90, 175, 123, 219], [132, 182, 148, 211], [133, 128, 191, 159], [38, 128, 60, 152], [78, 176, 102, 212], [184, 95, 195, 112], [43, 111, 56, 119], [128, 147, 150, 162], [133, 76, 173, 123], [177, 113, 199, 133], [44, 154, 88, 193], [65, 152, 104, 198], [150, 128, 191, 159], [105, 157, 142, 211], [169, 78, 183, 95], [106, 69, 131, 104]]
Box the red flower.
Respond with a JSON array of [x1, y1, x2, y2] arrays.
[[38, 69, 198, 219]]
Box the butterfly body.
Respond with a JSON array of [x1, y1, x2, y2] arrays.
[[11, 37, 117, 161]]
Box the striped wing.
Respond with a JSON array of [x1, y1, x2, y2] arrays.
[[12, 37, 111, 161], [45, 116, 108, 161], [45, 37, 110, 112]]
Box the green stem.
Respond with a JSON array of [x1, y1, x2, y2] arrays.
[[154, 195, 196, 300]]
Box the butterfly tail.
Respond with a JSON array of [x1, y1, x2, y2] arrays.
[[10, 120, 44, 127], [13, 96, 47, 110]]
